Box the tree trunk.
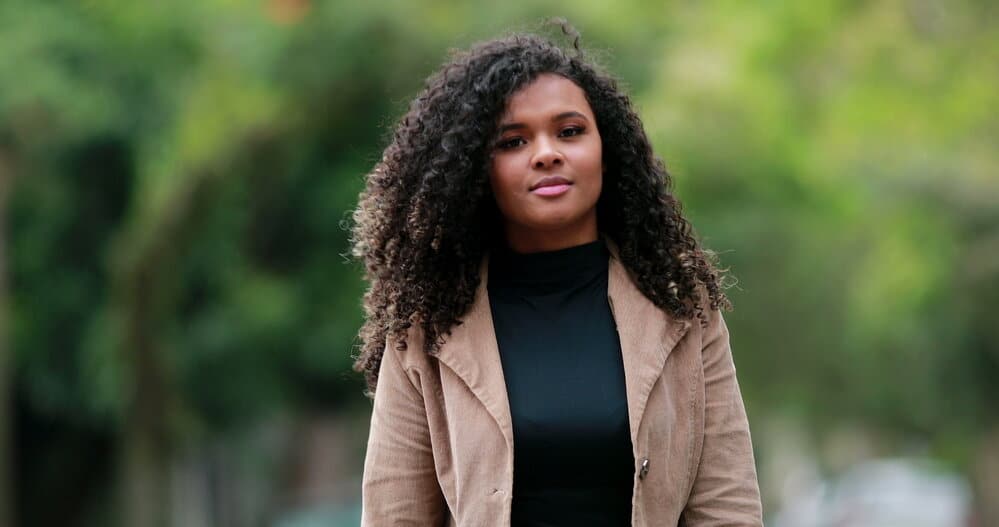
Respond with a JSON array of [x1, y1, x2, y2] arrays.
[[113, 128, 278, 527], [115, 166, 220, 527], [120, 263, 170, 527], [0, 146, 15, 527], [974, 424, 999, 527]]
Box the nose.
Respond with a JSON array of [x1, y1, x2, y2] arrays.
[[531, 137, 564, 169]]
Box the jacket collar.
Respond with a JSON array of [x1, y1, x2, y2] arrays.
[[434, 234, 692, 451]]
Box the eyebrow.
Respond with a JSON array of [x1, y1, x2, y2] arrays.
[[497, 111, 589, 134]]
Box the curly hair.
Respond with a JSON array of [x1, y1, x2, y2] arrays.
[[350, 22, 731, 396]]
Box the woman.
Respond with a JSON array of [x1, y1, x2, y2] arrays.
[[350, 22, 763, 526]]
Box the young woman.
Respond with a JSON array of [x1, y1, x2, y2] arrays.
[[350, 23, 763, 527]]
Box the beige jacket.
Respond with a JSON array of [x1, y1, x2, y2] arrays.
[[361, 239, 763, 526]]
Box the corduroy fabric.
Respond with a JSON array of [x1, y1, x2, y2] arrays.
[[360, 236, 763, 526]]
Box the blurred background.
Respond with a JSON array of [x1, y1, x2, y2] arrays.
[[1, 0, 996, 525]]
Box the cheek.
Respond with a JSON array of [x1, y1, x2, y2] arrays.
[[489, 160, 519, 200], [569, 142, 604, 185], [587, 139, 604, 174]]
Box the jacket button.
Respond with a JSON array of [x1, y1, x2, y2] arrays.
[[639, 458, 650, 480]]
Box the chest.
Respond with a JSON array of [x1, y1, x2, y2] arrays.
[[422, 319, 705, 527]]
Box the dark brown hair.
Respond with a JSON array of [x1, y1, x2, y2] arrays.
[[350, 22, 731, 396]]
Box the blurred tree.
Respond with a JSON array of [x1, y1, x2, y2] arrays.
[[639, 0, 998, 519], [1, 138, 14, 527], [4, 1, 452, 524], [1, 0, 996, 525]]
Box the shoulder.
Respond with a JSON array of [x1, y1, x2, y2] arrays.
[[386, 322, 437, 376], [683, 281, 728, 343]]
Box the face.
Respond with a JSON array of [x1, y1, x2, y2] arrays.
[[488, 73, 603, 253]]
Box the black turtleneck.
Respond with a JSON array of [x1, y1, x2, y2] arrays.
[[487, 238, 634, 527]]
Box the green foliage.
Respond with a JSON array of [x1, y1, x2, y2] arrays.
[[3, 0, 997, 523]]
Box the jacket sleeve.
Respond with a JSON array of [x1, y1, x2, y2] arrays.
[[680, 308, 764, 526], [361, 340, 448, 526]]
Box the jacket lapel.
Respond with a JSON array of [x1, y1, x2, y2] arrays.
[[605, 239, 692, 445], [433, 237, 692, 454], [434, 253, 515, 452]]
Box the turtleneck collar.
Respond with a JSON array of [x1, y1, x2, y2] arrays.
[[487, 237, 609, 295]]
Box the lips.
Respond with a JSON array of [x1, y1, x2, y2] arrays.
[[530, 175, 572, 191]]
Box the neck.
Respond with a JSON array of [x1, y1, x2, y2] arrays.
[[501, 216, 598, 254], [488, 237, 608, 294]]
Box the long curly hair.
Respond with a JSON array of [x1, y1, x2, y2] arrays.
[[350, 22, 731, 396]]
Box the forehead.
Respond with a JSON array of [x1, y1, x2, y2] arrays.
[[501, 73, 594, 119]]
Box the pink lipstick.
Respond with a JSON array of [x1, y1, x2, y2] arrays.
[[532, 184, 572, 196]]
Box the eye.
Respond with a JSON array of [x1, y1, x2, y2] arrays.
[[559, 125, 585, 137], [496, 137, 525, 150]]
